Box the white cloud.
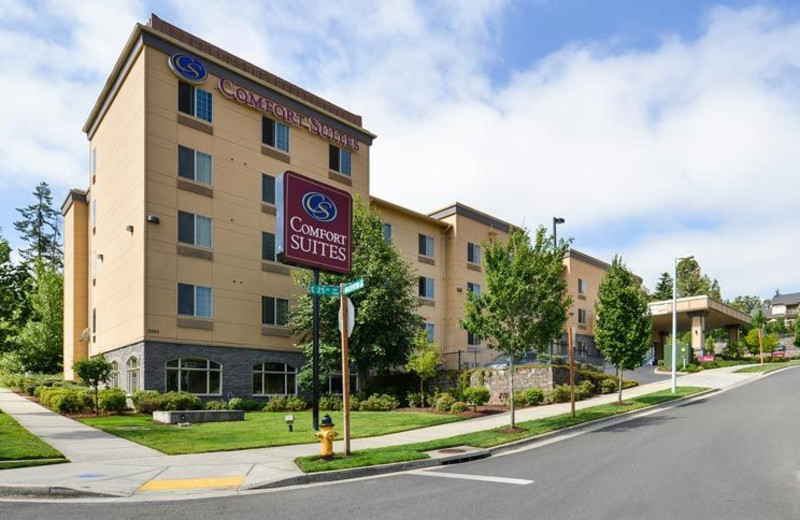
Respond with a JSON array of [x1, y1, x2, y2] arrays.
[[0, 1, 798, 297]]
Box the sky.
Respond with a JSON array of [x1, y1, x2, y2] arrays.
[[0, 0, 798, 300]]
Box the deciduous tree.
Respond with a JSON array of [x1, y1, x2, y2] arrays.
[[405, 332, 442, 407], [14, 261, 63, 373], [461, 226, 570, 430], [73, 354, 112, 415], [595, 256, 652, 403]]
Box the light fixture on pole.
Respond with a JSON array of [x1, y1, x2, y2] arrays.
[[552, 217, 565, 362], [671, 255, 694, 394]]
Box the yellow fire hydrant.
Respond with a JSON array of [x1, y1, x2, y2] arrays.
[[315, 413, 338, 459]]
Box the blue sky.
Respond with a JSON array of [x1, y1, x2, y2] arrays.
[[1, 0, 798, 298]]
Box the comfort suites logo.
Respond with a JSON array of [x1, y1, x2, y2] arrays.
[[301, 192, 338, 223], [168, 53, 207, 84]]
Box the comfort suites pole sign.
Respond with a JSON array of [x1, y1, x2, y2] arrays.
[[276, 171, 352, 274]]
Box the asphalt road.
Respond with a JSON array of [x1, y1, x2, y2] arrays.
[[607, 364, 672, 385], [4, 367, 800, 520]]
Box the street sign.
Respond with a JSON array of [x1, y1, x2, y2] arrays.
[[338, 297, 355, 338], [343, 277, 364, 295], [309, 284, 340, 297]]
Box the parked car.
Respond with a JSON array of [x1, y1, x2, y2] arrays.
[[642, 355, 657, 366]]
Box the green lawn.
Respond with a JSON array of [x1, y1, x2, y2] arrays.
[[734, 360, 800, 374], [80, 410, 464, 455], [296, 387, 707, 473], [0, 409, 66, 470]]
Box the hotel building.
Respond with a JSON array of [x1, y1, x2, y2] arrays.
[[63, 15, 611, 398]]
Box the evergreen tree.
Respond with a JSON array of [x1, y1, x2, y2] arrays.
[[0, 227, 32, 352], [728, 295, 766, 315], [290, 198, 422, 384], [595, 256, 652, 403], [461, 226, 571, 430], [14, 182, 62, 268], [651, 272, 673, 301], [676, 257, 722, 300]]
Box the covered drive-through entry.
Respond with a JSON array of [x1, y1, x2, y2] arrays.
[[649, 295, 752, 361]]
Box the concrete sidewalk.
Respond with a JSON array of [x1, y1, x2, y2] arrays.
[[0, 366, 766, 500]]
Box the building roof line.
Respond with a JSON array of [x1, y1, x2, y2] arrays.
[[371, 196, 450, 228], [427, 202, 513, 233]]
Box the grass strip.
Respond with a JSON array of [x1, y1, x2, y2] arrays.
[[80, 410, 464, 455], [0, 459, 68, 470], [733, 360, 800, 374], [0, 410, 65, 467], [296, 386, 707, 473]]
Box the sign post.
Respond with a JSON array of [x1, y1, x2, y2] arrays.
[[758, 327, 764, 365], [275, 171, 353, 431], [339, 285, 351, 456], [568, 326, 575, 419]]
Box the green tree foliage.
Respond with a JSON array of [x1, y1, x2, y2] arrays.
[[290, 198, 422, 382], [0, 227, 32, 352], [461, 226, 570, 429], [405, 332, 443, 406], [651, 271, 673, 301], [766, 317, 788, 335], [15, 261, 63, 373], [794, 321, 800, 348], [595, 256, 652, 403], [751, 308, 767, 329], [727, 295, 766, 315], [73, 354, 112, 415], [743, 328, 779, 356], [676, 258, 721, 300], [14, 182, 62, 268]]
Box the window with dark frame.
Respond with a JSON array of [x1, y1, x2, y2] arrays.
[[166, 358, 221, 395], [262, 173, 276, 204], [177, 283, 213, 318], [578, 308, 587, 324], [467, 242, 481, 264], [418, 234, 434, 257], [177, 211, 212, 248], [262, 296, 289, 326], [382, 223, 392, 243], [262, 116, 290, 152], [178, 145, 212, 185], [578, 278, 587, 295], [329, 144, 352, 175], [418, 277, 435, 299], [178, 81, 212, 123], [262, 232, 276, 262], [252, 362, 297, 395]]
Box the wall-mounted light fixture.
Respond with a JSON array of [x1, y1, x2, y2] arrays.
[[146, 215, 160, 224], [126, 225, 134, 233]]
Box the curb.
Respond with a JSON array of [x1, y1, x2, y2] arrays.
[[0, 485, 119, 499], [246, 388, 716, 490]]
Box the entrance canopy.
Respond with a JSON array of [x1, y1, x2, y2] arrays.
[[649, 295, 752, 333]]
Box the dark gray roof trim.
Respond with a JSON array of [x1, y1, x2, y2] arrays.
[[771, 292, 800, 305], [566, 249, 611, 270], [61, 189, 88, 216], [429, 203, 511, 233]]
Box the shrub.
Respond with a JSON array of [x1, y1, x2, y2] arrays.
[[204, 400, 229, 411], [462, 386, 490, 410], [131, 390, 164, 414], [319, 394, 343, 411], [348, 396, 361, 411], [547, 384, 572, 404], [263, 396, 288, 412], [228, 397, 261, 411], [160, 391, 202, 411], [98, 388, 127, 413], [39, 387, 92, 414], [574, 380, 594, 401], [435, 393, 456, 413], [450, 401, 469, 413], [263, 395, 309, 412], [551, 356, 566, 366], [405, 391, 423, 408], [598, 378, 617, 394], [286, 396, 309, 411], [523, 387, 544, 406], [359, 394, 400, 412], [506, 391, 527, 408]]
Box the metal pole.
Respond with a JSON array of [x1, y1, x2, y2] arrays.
[[551, 218, 557, 362], [340, 283, 350, 456], [312, 269, 320, 430], [671, 258, 678, 394], [569, 326, 575, 418], [758, 328, 764, 365], [458, 349, 462, 370]]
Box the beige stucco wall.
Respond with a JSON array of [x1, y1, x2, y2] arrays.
[[87, 48, 147, 356], [62, 197, 89, 380], [562, 255, 607, 336], [143, 46, 369, 351]]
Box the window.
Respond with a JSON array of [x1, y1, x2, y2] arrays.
[[578, 308, 587, 324], [178, 283, 213, 318], [92, 308, 96, 334], [467, 242, 481, 264], [110, 361, 119, 388], [166, 358, 221, 395], [382, 223, 392, 243], [178, 81, 213, 123], [262, 296, 289, 326], [467, 282, 482, 297], [178, 211, 213, 248], [178, 145, 213, 185], [578, 278, 587, 295], [262, 173, 276, 204], [262, 232, 276, 261], [576, 341, 588, 356], [419, 277, 435, 299], [424, 323, 435, 343], [467, 332, 479, 346], [253, 362, 296, 395], [328, 372, 359, 395], [92, 147, 97, 176], [329, 145, 351, 175], [127, 357, 140, 392], [262, 116, 290, 152], [91, 199, 97, 228], [418, 234, 434, 257]]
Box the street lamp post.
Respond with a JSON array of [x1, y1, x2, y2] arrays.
[[552, 217, 565, 362], [671, 255, 693, 394]]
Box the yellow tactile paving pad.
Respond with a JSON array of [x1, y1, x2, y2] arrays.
[[138, 475, 245, 492]]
